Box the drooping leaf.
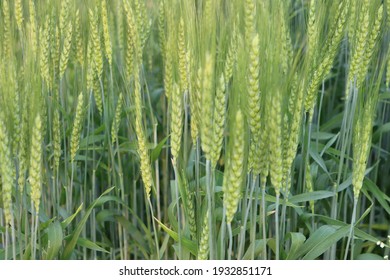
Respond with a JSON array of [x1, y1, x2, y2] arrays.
[[154, 218, 197, 256], [61, 187, 115, 259]]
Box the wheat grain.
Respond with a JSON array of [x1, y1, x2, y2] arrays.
[[269, 90, 283, 195], [70, 93, 85, 163], [200, 54, 214, 159], [111, 93, 124, 144], [15, 0, 24, 32], [171, 83, 183, 162], [101, 0, 113, 67], [0, 114, 14, 225], [197, 211, 209, 260], [247, 34, 261, 174], [89, 8, 103, 79], [29, 114, 42, 214], [211, 74, 226, 167], [223, 109, 245, 224]]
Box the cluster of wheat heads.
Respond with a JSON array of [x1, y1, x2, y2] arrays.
[[0, 0, 390, 260]]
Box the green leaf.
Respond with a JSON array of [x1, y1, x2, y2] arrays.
[[363, 179, 390, 215], [286, 232, 306, 260], [337, 165, 376, 192], [372, 122, 390, 142], [355, 253, 384, 260], [320, 132, 339, 156], [302, 226, 349, 259], [154, 218, 197, 256], [311, 131, 336, 140], [242, 240, 266, 260], [289, 191, 334, 204], [61, 187, 115, 259], [313, 214, 380, 244], [96, 210, 118, 227], [61, 203, 83, 229], [288, 225, 342, 259], [115, 216, 149, 255], [118, 141, 138, 153], [151, 135, 169, 162], [79, 134, 105, 149], [45, 221, 63, 260], [264, 194, 298, 208], [76, 237, 109, 254], [309, 146, 330, 178]]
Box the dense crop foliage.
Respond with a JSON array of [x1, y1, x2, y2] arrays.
[[0, 0, 390, 260]]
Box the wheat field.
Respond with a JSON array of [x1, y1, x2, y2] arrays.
[[0, 0, 390, 260]]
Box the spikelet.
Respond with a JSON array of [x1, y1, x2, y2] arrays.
[[280, 5, 292, 75], [259, 82, 271, 186], [40, 19, 51, 87], [135, 116, 153, 198], [211, 74, 226, 168], [125, 26, 134, 80], [115, 0, 124, 54], [134, 68, 153, 197], [282, 84, 304, 188], [247, 34, 261, 174], [0, 114, 14, 225], [158, 0, 166, 57], [28, 0, 38, 57], [18, 98, 29, 195], [387, 0, 390, 28], [269, 90, 283, 195], [170, 84, 183, 161], [124, 2, 136, 79], [29, 114, 42, 214], [348, 0, 356, 45], [2, 0, 11, 62], [52, 108, 61, 170], [305, 1, 348, 112], [244, 0, 256, 48], [59, 0, 70, 36], [134, 0, 146, 42], [86, 39, 94, 91], [111, 93, 123, 144], [224, 25, 237, 83], [305, 163, 315, 213], [197, 211, 209, 260], [163, 40, 173, 99], [89, 8, 103, 79], [353, 99, 375, 199], [75, 10, 84, 66], [12, 75, 21, 155], [70, 93, 85, 163], [101, 0, 112, 66], [124, 1, 142, 65], [39, 95, 48, 143], [182, 173, 196, 240], [259, 118, 269, 186], [93, 74, 103, 116], [190, 66, 201, 144], [307, 0, 318, 66], [204, 0, 213, 38], [356, 5, 383, 89], [52, 26, 61, 78], [223, 110, 245, 224], [15, 0, 24, 32], [59, 22, 73, 78], [346, 0, 370, 98], [178, 18, 189, 94], [200, 54, 214, 159]]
